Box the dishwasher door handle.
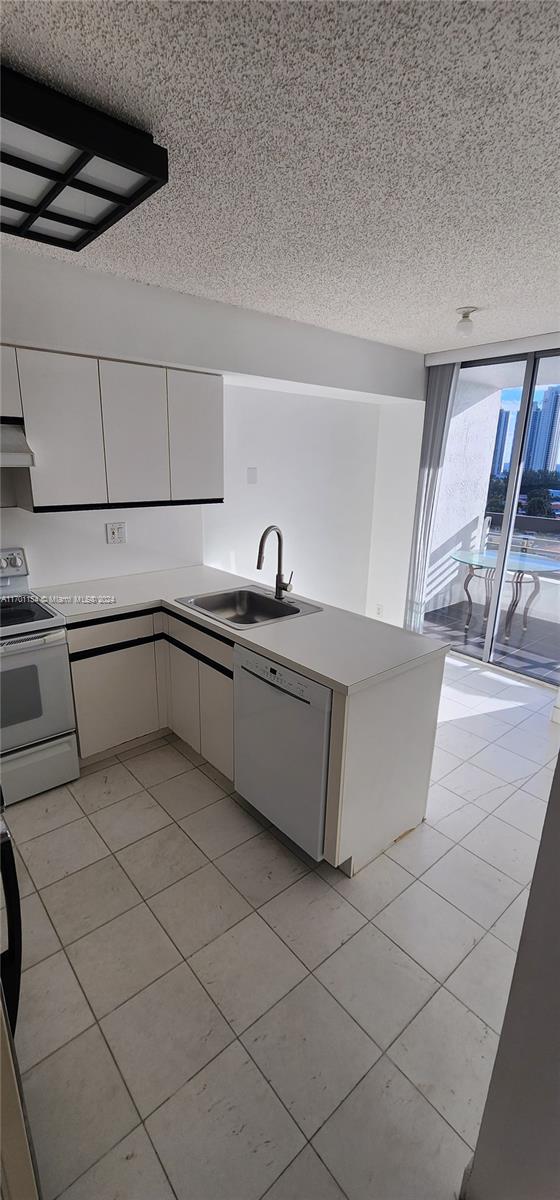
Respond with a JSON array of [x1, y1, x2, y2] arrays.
[[240, 665, 311, 705]]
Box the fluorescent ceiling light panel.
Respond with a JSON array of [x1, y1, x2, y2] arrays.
[[28, 215, 83, 242], [0, 203, 26, 226], [48, 186, 117, 223], [75, 156, 149, 196], [1, 162, 52, 204], [0, 116, 80, 171], [0, 67, 168, 250]]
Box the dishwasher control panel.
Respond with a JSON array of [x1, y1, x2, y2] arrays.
[[234, 646, 331, 709]]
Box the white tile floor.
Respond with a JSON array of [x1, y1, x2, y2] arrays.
[[3, 653, 557, 1200]]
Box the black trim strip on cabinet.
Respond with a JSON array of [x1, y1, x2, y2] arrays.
[[69, 630, 234, 679], [69, 607, 161, 630], [68, 603, 234, 647], [166, 634, 234, 679], [69, 634, 155, 662], [32, 498, 224, 513], [0, 416, 24, 426], [163, 606, 234, 647]]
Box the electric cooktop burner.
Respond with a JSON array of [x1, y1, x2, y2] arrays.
[[0, 596, 58, 627]]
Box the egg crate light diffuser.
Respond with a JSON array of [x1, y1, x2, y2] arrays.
[[0, 66, 168, 250]]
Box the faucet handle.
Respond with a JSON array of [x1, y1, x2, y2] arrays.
[[284, 571, 294, 593]]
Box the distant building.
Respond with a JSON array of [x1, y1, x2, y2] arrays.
[[491, 409, 510, 476], [526, 386, 560, 471], [525, 405, 542, 471]]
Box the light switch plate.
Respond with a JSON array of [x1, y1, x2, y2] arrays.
[[247, 467, 258, 484], [106, 521, 127, 544]]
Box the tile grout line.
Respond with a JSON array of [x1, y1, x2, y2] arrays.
[[260, 1136, 352, 1200], [13, 702, 543, 1197]]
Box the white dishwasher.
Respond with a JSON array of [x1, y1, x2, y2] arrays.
[[234, 646, 332, 860]]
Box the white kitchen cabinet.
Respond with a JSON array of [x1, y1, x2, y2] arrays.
[[0, 345, 22, 417], [167, 369, 223, 500], [71, 641, 160, 758], [168, 643, 201, 752], [17, 350, 108, 507], [99, 360, 170, 503], [199, 662, 234, 780]]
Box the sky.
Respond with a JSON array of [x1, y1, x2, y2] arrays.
[[499, 385, 545, 413]]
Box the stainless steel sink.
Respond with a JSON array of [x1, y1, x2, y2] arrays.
[[175, 587, 321, 628]]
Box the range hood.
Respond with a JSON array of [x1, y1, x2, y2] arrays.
[[0, 423, 35, 468]]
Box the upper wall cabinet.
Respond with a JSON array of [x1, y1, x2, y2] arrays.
[[167, 369, 223, 500], [13, 349, 223, 510], [17, 350, 108, 508], [0, 346, 23, 418], [99, 360, 170, 503]]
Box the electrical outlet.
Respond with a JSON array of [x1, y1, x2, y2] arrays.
[[375, 603, 384, 618], [106, 521, 127, 545]]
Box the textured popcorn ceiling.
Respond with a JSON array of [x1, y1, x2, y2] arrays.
[[1, 0, 558, 353]]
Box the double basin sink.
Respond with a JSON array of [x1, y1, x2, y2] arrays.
[[176, 586, 321, 628]]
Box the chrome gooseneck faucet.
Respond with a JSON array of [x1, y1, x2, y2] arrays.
[[256, 526, 293, 600]]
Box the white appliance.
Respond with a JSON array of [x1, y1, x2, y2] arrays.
[[0, 548, 78, 805], [234, 645, 332, 859]]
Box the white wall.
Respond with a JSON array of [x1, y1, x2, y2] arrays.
[[0, 505, 203, 588], [1, 247, 425, 596], [1, 247, 424, 401], [366, 403, 425, 625], [203, 383, 423, 620], [203, 383, 382, 612]]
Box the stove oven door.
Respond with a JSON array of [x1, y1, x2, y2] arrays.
[[0, 628, 75, 754]]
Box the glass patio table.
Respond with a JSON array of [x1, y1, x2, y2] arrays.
[[450, 549, 560, 640]]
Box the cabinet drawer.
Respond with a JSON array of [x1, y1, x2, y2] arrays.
[[72, 641, 159, 758], [68, 614, 154, 654], [167, 614, 233, 671]]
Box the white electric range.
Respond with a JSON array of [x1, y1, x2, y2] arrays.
[[0, 548, 78, 805]]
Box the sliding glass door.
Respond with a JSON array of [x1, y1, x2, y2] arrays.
[[493, 354, 560, 682], [422, 351, 560, 686]]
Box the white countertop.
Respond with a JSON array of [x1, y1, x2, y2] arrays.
[[37, 564, 448, 694]]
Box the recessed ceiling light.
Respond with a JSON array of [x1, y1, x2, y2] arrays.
[[455, 306, 479, 337], [0, 67, 168, 250]]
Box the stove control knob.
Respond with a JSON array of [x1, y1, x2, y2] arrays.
[[7, 554, 22, 569], [0, 557, 8, 570]]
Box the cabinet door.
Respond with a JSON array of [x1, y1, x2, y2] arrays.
[[199, 662, 233, 780], [17, 350, 108, 507], [99, 360, 170, 503], [0, 346, 22, 417], [168, 643, 201, 752], [72, 642, 160, 758], [167, 369, 223, 500]]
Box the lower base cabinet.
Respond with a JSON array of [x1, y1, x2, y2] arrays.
[[70, 613, 234, 773], [71, 642, 160, 759], [168, 643, 201, 752], [199, 662, 234, 780]]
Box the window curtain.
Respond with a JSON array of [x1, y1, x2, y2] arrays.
[[405, 362, 459, 632]]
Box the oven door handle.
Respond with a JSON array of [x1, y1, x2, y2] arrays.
[[0, 629, 67, 655]]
